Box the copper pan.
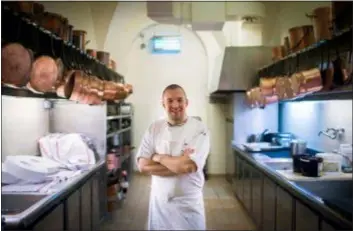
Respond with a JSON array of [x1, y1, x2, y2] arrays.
[[76, 75, 103, 105], [29, 55, 58, 93], [1, 43, 33, 87], [301, 68, 324, 93], [306, 7, 333, 42], [69, 70, 85, 102], [56, 70, 75, 98], [102, 81, 120, 101], [259, 77, 276, 96], [288, 25, 316, 52]]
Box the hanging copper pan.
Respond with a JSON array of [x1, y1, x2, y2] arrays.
[[1, 43, 33, 88], [29, 55, 58, 93]]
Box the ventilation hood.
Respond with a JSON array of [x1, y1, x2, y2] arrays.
[[210, 46, 272, 95]]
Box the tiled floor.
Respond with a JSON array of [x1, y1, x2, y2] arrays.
[[100, 174, 255, 230]]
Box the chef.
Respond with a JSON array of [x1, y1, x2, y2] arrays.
[[136, 84, 210, 230]]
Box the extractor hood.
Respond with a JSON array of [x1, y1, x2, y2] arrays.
[[210, 46, 272, 95]]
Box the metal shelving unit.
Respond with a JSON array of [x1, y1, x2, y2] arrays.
[[106, 102, 134, 209]]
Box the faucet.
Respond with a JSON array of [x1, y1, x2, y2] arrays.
[[318, 128, 345, 140]]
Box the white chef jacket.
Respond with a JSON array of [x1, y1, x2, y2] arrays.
[[136, 116, 210, 230]]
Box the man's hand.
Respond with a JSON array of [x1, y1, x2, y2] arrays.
[[152, 148, 198, 174], [152, 148, 194, 163]]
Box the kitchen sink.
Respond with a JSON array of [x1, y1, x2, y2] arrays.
[[264, 160, 293, 170], [293, 180, 352, 199], [1, 194, 48, 215]]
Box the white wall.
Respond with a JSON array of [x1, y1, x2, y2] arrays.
[[233, 94, 279, 145], [280, 101, 352, 152], [1, 97, 50, 161]]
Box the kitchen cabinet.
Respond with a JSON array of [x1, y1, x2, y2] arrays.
[[295, 200, 319, 231], [92, 171, 101, 230], [232, 150, 352, 231], [81, 179, 92, 231], [243, 162, 252, 212], [65, 190, 80, 230], [276, 186, 293, 231], [234, 154, 244, 202], [262, 177, 276, 231], [33, 204, 64, 231], [251, 167, 263, 229], [321, 220, 337, 231]]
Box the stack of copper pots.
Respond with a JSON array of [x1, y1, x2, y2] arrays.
[[55, 70, 133, 105]]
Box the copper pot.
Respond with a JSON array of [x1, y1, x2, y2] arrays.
[[252, 87, 266, 108], [82, 76, 103, 105], [109, 59, 117, 71], [288, 25, 316, 52], [301, 68, 324, 93], [272, 46, 285, 61], [260, 77, 276, 96], [283, 36, 291, 56], [39, 12, 65, 38], [1, 43, 33, 87], [275, 77, 292, 100], [29, 56, 58, 92], [69, 70, 85, 102], [307, 7, 333, 42], [56, 70, 75, 98], [97, 51, 110, 66], [72, 30, 87, 50], [86, 49, 97, 58], [102, 81, 119, 101]]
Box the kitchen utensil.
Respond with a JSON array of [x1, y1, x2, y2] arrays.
[[306, 6, 333, 42], [288, 25, 316, 52], [315, 153, 343, 172], [259, 77, 276, 96], [97, 51, 110, 66], [86, 49, 97, 58], [1, 43, 33, 87], [300, 68, 323, 93], [56, 70, 75, 98], [72, 30, 87, 50], [283, 36, 291, 56], [290, 139, 307, 156], [39, 12, 66, 38], [293, 154, 311, 173], [29, 55, 59, 92], [300, 155, 323, 177], [272, 46, 285, 61]]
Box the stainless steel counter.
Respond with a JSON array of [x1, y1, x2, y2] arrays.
[[2, 160, 106, 229]]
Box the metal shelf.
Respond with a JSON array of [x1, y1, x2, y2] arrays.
[[2, 5, 124, 82], [1, 85, 59, 99], [106, 127, 131, 138], [280, 85, 353, 103], [106, 115, 131, 120], [259, 28, 353, 78]]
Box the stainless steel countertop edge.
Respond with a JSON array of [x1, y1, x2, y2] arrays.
[[232, 144, 352, 229], [2, 160, 106, 229]]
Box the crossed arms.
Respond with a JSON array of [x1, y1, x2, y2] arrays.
[[137, 149, 197, 177]]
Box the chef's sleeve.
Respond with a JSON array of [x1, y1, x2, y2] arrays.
[[135, 124, 155, 167], [188, 128, 210, 172]]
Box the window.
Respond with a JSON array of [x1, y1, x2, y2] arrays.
[[149, 36, 181, 54]]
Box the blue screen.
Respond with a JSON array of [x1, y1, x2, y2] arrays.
[[150, 36, 181, 54]]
